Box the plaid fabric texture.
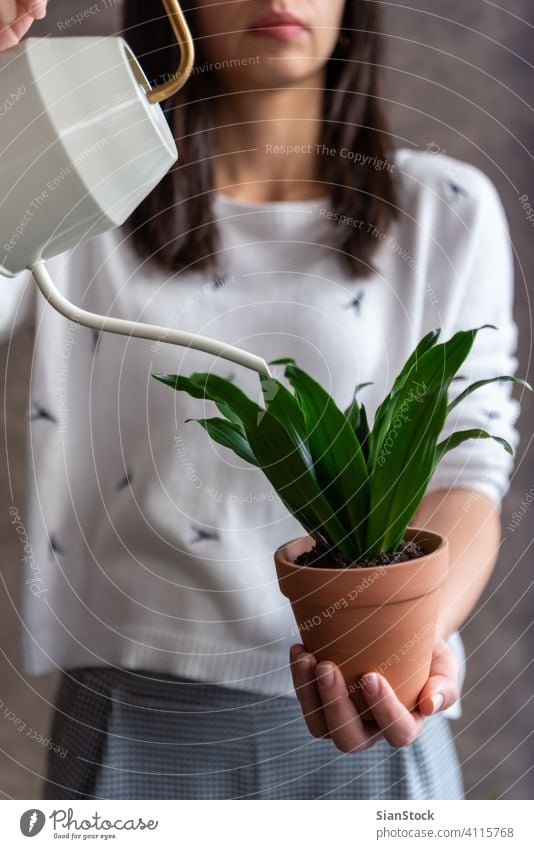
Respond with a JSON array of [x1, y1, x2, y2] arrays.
[[43, 667, 464, 800]]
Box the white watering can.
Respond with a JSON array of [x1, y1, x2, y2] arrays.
[[0, 0, 270, 376]]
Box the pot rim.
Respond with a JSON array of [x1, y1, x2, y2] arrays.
[[275, 527, 447, 576]]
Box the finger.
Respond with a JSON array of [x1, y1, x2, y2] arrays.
[[0, 30, 19, 50], [0, 3, 38, 49], [361, 673, 423, 748], [0, 1, 16, 29], [418, 641, 460, 716], [316, 662, 381, 753], [0, 17, 33, 49], [289, 645, 330, 739], [22, 1, 48, 19]]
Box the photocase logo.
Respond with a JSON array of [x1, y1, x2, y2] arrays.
[[20, 809, 46, 837]]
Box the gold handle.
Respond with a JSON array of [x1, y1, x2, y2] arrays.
[[147, 0, 195, 104]]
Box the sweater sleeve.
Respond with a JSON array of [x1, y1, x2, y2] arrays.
[[427, 173, 521, 508], [0, 268, 35, 344]]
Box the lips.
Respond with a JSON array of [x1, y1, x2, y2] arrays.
[[247, 10, 308, 41]]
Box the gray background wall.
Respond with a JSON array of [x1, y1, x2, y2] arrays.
[[1, 0, 532, 799]]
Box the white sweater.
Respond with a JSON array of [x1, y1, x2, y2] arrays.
[[2, 150, 520, 713]]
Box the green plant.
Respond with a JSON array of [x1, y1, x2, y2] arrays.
[[153, 326, 529, 562]]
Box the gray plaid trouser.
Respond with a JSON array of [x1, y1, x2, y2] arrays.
[[43, 667, 464, 800]]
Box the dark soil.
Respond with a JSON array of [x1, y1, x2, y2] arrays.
[[295, 539, 427, 570]]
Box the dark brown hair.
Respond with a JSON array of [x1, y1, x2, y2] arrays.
[[122, 1, 398, 275]]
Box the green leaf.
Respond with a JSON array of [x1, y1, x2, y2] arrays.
[[368, 325, 495, 469], [370, 329, 441, 442], [258, 374, 315, 473], [269, 357, 297, 366], [435, 428, 513, 466], [242, 407, 356, 557], [448, 375, 532, 414], [214, 403, 242, 426], [284, 364, 369, 553], [344, 382, 373, 428], [153, 372, 260, 429], [344, 385, 372, 466], [188, 418, 257, 466], [367, 327, 498, 553], [410, 326, 496, 394], [153, 373, 205, 397], [367, 382, 448, 555], [259, 376, 310, 456], [155, 371, 351, 553], [354, 403, 371, 466], [390, 328, 442, 394]]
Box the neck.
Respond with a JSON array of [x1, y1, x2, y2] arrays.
[[212, 73, 326, 202]]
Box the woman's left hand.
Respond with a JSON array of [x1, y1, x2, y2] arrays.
[[290, 636, 460, 752]]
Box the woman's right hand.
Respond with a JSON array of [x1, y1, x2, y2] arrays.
[[290, 639, 459, 752], [0, 1, 47, 51]]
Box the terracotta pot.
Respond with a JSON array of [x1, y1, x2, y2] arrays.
[[275, 527, 448, 718]]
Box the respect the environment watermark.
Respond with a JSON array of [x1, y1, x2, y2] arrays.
[[2, 137, 109, 256]]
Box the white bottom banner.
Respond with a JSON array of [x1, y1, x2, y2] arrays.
[[2, 800, 531, 847]]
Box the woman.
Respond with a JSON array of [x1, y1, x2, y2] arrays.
[[0, 1, 520, 799]]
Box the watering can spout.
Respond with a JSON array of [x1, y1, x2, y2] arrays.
[[31, 262, 272, 377]]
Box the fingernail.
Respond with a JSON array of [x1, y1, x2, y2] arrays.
[[362, 673, 379, 697], [296, 654, 313, 680], [317, 663, 335, 689], [432, 693, 444, 713]]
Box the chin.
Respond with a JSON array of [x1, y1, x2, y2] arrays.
[[243, 58, 320, 88]]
